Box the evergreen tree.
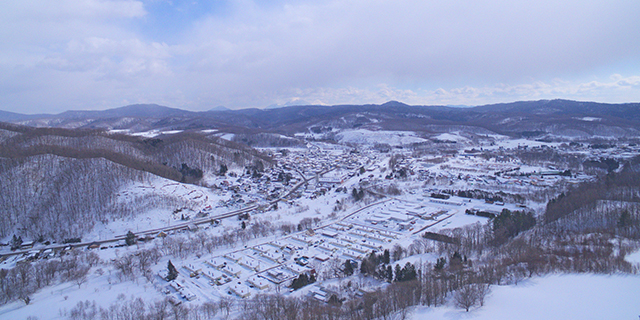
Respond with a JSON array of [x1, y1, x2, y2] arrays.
[[352, 188, 360, 201], [434, 257, 446, 271], [10, 234, 22, 251], [382, 249, 390, 265], [618, 210, 632, 228], [360, 259, 371, 275], [344, 259, 354, 276], [291, 273, 313, 290], [125, 231, 137, 246], [394, 264, 402, 282], [167, 260, 178, 281], [219, 163, 228, 176], [401, 262, 417, 281]]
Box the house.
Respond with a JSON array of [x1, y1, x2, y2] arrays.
[[87, 242, 100, 249], [247, 276, 270, 290], [295, 256, 309, 266], [230, 283, 252, 298], [207, 258, 226, 269], [238, 256, 263, 272], [180, 288, 197, 301], [221, 263, 243, 278], [314, 253, 331, 262], [320, 230, 339, 238], [224, 252, 243, 262]]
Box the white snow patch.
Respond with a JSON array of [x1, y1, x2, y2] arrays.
[[626, 249, 640, 265], [433, 132, 470, 143], [130, 130, 183, 138], [336, 129, 427, 146], [219, 133, 235, 141], [578, 117, 602, 122], [0, 272, 165, 320], [107, 129, 130, 134], [411, 274, 640, 320]]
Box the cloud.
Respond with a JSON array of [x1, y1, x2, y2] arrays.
[[265, 75, 640, 107], [0, 0, 639, 113], [419, 75, 640, 105]]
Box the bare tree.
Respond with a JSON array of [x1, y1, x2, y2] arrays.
[[392, 244, 405, 262], [137, 248, 160, 273], [113, 254, 136, 281], [218, 296, 234, 319], [71, 265, 90, 289], [455, 283, 490, 312]]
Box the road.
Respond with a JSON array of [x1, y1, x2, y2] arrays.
[[0, 167, 325, 259]]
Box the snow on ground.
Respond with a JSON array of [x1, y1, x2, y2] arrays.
[[578, 117, 602, 122], [0, 269, 165, 320], [626, 249, 640, 265], [107, 129, 130, 134], [336, 129, 427, 146], [217, 133, 235, 141], [489, 138, 562, 150], [83, 179, 229, 241], [433, 132, 470, 144], [429, 210, 487, 232], [412, 274, 640, 320], [130, 130, 184, 138]]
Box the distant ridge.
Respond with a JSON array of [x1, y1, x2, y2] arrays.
[[58, 104, 193, 119], [209, 106, 231, 112], [2, 99, 639, 137], [381, 100, 410, 107], [0, 110, 43, 122]]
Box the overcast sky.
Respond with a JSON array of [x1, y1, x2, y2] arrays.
[[1, 0, 639, 113]]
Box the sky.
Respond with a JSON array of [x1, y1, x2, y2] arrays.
[[1, 0, 639, 114]]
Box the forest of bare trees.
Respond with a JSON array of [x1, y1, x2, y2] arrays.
[[0, 154, 640, 319], [0, 123, 274, 241]]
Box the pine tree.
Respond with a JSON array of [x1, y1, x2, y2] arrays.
[[352, 188, 360, 201], [125, 231, 137, 246], [618, 210, 631, 228], [10, 234, 22, 251], [344, 259, 354, 276], [167, 260, 178, 281], [394, 264, 402, 282], [383, 249, 390, 265], [386, 265, 393, 282]]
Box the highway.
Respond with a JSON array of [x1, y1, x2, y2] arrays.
[[0, 169, 319, 259]]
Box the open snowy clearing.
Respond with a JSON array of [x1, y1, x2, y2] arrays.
[[0, 269, 165, 320], [412, 274, 640, 320], [626, 249, 640, 265], [336, 129, 427, 146]]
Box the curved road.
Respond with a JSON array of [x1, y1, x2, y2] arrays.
[[0, 169, 321, 259]]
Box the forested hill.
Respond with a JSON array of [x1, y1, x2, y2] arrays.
[[0, 122, 271, 183], [3, 99, 639, 138], [0, 122, 272, 240]]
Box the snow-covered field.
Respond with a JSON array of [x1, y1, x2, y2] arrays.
[[626, 249, 640, 265], [2, 128, 639, 320], [3, 272, 637, 320], [82, 180, 229, 242], [412, 274, 640, 320], [0, 259, 165, 320], [336, 129, 427, 146]]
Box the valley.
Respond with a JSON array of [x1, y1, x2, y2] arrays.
[[0, 101, 639, 319]]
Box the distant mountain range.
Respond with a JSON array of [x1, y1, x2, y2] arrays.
[[1, 99, 639, 138]]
